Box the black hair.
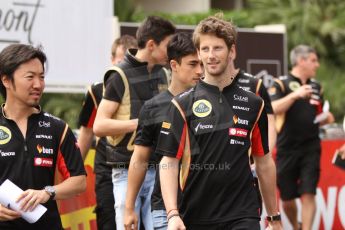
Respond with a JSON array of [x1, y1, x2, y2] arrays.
[[136, 16, 176, 49], [167, 32, 197, 64]]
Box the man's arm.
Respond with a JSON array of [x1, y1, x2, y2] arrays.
[[253, 153, 282, 229], [16, 175, 86, 212], [160, 156, 185, 230], [124, 145, 151, 230], [77, 126, 94, 160], [93, 99, 138, 137], [267, 114, 277, 152]]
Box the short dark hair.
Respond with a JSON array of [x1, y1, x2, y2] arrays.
[[111, 35, 138, 58], [167, 32, 197, 64], [0, 44, 46, 99], [136, 16, 176, 49]]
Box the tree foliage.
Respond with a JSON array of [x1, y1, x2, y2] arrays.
[[128, 0, 345, 122]]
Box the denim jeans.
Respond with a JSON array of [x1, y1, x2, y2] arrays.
[[112, 168, 155, 230], [152, 209, 167, 230]]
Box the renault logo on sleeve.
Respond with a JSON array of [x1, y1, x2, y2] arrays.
[[0, 126, 11, 145], [192, 99, 212, 117]]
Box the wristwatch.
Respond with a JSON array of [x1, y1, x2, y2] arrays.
[[44, 186, 56, 200], [266, 213, 281, 222]]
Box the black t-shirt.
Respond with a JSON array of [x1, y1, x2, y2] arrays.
[[269, 74, 323, 152], [0, 106, 86, 230], [156, 80, 269, 225], [135, 90, 174, 211], [78, 82, 109, 174]]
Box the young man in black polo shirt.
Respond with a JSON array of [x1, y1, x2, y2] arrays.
[[123, 32, 202, 230], [0, 44, 86, 230], [77, 35, 137, 230], [93, 16, 176, 230], [269, 45, 334, 230], [158, 15, 282, 230]]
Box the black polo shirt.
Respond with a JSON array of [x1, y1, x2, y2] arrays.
[[234, 70, 273, 115], [156, 80, 269, 225], [134, 90, 174, 211], [0, 106, 86, 230], [78, 82, 109, 175], [104, 49, 168, 166], [269, 74, 322, 152]]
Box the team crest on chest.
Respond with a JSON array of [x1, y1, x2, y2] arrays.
[[192, 99, 212, 118], [289, 82, 300, 91], [0, 126, 11, 145]]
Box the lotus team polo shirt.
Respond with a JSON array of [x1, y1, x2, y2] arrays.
[[269, 74, 323, 152], [0, 106, 86, 230], [235, 70, 273, 115], [156, 80, 269, 225], [134, 90, 174, 211]]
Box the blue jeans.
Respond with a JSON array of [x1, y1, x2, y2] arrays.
[[152, 209, 167, 230], [112, 168, 155, 230]]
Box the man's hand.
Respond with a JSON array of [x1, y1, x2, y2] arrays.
[[16, 189, 50, 212], [168, 216, 186, 230], [293, 84, 313, 99], [124, 207, 138, 230], [266, 221, 283, 230], [0, 203, 21, 221]]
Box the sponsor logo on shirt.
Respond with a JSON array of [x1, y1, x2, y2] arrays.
[[35, 134, 53, 139], [38, 121, 50, 128], [37, 144, 54, 155], [233, 94, 248, 102], [233, 115, 249, 126], [229, 128, 248, 137], [0, 126, 11, 145], [192, 99, 212, 118], [232, 105, 250, 111], [238, 78, 250, 84], [268, 87, 276, 96], [230, 139, 245, 145], [289, 81, 300, 91], [162, 122, 171, 129], [239, 86, 251, 92], [43, 113, 60, 120], [0, 150, 15, 157], [34, 157, 53, 167], [194, 122, 214, 133]]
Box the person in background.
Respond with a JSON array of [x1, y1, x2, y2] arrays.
[[124, 32, 202, 230], [0, 44, 86, 230], [269, 45, 334, 230], [158, 15, 281, 230], [93, 16, 176, 230], [77, 35, 137, 230]]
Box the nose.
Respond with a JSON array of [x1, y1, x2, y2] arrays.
[[196, 63, 203, 75], [33, 76, 44, 89]]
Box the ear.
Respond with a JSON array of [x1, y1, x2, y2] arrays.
[[170, 60, 178, 72], [230, 44, 237, 60], [146, 39, 156, 51], [1, 75, 11, 89]]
